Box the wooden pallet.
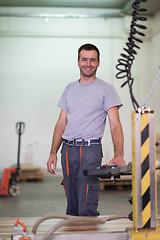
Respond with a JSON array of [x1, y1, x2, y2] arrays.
[[99, 175, 132, 190], [10, 164, 44, 182], [20, 164, 44, 182], [20, 172, 43, 182]]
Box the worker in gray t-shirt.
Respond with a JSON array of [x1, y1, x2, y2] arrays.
[[47, 43, 126, 216]]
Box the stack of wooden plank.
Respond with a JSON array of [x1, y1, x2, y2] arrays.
[[19, 164, 44, 182], [11, 164, 44, 182]]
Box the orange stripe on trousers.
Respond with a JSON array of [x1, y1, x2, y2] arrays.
[[85, 184, 89, 208], [79, 146, 82, 165], [66, 145, 69, 176]]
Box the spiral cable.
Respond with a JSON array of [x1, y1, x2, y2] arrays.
[[116, 0, 148, 110]]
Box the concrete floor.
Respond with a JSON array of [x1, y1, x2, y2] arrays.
[[0, 174, 133, 217]]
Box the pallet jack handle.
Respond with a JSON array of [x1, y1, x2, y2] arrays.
[[16, 122, 25, 172]]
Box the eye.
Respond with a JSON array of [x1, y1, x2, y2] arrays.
[[91, 59, 96, 62]]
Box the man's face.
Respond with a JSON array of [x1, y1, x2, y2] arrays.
[[78, 50, 100, 78]]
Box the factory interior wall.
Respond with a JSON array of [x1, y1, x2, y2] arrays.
[[0, 8, 160, 170], [150, 11, 160, 133]]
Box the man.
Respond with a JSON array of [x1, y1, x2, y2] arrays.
[[47, 43, 126, 216]]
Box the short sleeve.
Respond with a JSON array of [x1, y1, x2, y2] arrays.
[[57, 87, 68, 112], [103, 85, 122, 112]]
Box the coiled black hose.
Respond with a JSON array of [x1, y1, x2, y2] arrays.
[[116, 0, 148, 110]]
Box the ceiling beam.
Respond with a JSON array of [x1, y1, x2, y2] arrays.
[[0, 7, 125, 18]]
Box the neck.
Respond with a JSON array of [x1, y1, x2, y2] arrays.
[[79, 76, 96, 84]]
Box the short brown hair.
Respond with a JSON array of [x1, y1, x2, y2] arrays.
[[78, 43, 100, 61]]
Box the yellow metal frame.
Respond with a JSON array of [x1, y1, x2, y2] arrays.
[[132, 110, 138, 230], [131, 228, 160, 240], [131, 109, 159, 239]]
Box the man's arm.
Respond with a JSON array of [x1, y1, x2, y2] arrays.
[[107, 106, 126, 166], [47, 109, 68, 174]]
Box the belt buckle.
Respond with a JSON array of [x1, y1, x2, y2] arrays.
[[86, 140, 90, 146], [74, 139, 81, 146]]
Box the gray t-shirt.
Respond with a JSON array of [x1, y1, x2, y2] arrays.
[[57, 78, 122, 140]]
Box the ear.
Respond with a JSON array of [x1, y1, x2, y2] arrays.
[[77, 59, 80, 67], [98, 60, 100, 67]]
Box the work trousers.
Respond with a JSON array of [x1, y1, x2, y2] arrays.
[[61, 142, 103, 216]]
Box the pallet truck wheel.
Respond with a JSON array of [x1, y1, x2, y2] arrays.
[[8, 184, 20, 196]]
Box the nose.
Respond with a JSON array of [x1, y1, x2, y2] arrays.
[[86, 59, 91, 66]]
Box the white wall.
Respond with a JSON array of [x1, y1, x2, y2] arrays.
[[149, 11, 160, 133], [0, 7, 159, 170]]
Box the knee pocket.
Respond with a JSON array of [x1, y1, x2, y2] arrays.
[[79, 183, 100, 216], [85, 183, 99, 208]]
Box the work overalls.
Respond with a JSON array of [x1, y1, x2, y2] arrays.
[[61, 139, 103, 216]]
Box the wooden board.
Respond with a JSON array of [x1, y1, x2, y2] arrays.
[[20, 164, 43, 182], [1, 215, 160, 240], [99, 175, 132, 190], [0, 216, 132, 239]]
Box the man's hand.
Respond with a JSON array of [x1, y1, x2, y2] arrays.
[[47, 152, 57, 175], [46, 109, 67, 175], [109, 156, 126, 166]]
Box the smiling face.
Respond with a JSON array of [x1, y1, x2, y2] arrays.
[[78, 49, 100, 81]]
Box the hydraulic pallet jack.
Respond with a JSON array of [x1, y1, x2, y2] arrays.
[[0, 122, 25, 197]]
